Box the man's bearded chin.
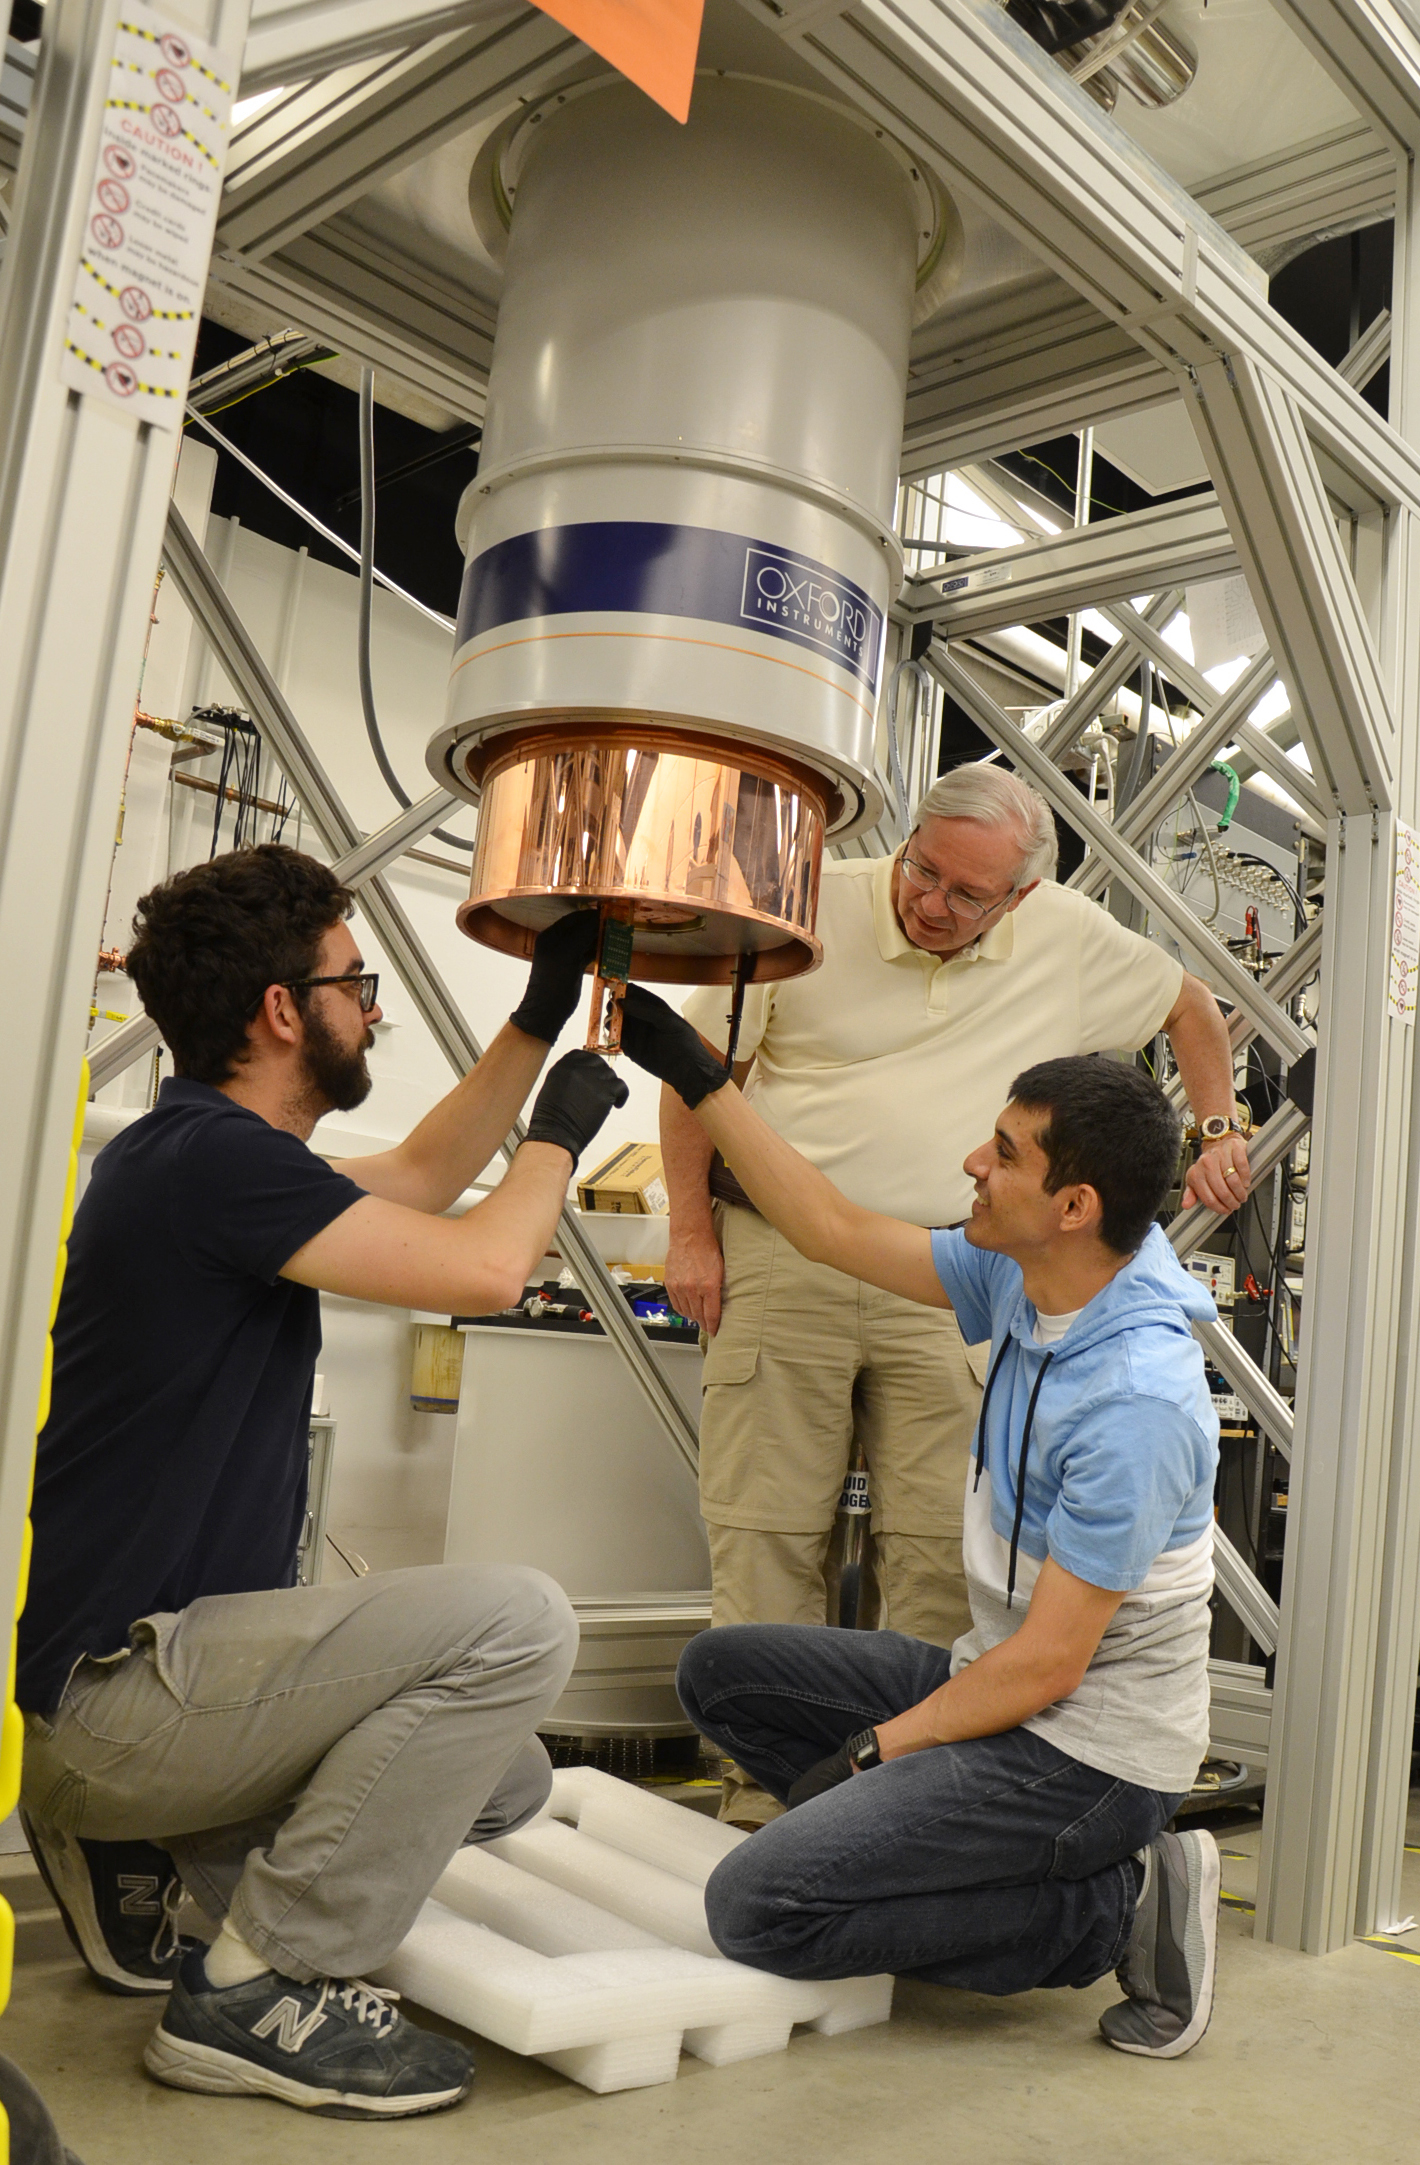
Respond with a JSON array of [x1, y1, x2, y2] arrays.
[[301, 1008, 374, 1114]]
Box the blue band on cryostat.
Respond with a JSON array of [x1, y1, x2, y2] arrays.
[[454, 519, 885, 689]]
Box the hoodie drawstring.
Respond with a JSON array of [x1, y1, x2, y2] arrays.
[[973, 1338, 1014, 1492], [1006, 1352, 1054, 1608], [973, 1336, 1056, 1608]]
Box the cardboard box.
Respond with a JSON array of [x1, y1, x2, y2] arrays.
[[577, 1142, 669, 1216]]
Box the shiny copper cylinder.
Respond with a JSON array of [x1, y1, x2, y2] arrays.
[[456, 723, 826, 982]]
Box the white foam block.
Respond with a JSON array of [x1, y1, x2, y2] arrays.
[[488, 1819, 721, 1956], [378, 1767, 895, 2094], [435, 1843, 662, 1956], [682, 2017, 795, 2066], [380, 1902, 752, 2057], [549, 1765, 747, 1883], [540, 2035, 684, 2093]]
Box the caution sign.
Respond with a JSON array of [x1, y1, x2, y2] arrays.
[[61, 3, 233, 429], [1390, 819, 1420, 1026]]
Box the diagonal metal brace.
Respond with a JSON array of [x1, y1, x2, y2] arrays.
[[1070, 650, 1281, 903], [927, 645, 1312, 1063], [1166, 1098, 1309, 1465], [1101, 602, 1328, 828], [160, 504, 701, 1481], [1172, 1103, 1304, 1650], [1226, 919, 1323, 1061], [88, 789, 462, 1094], [1036, 592, 1185, 765], [1214, 1526, 1280, 1655]]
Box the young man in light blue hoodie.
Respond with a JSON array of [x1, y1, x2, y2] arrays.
[[619, 994, 1223, 2059]]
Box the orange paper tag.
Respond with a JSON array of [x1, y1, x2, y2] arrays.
[[533, 0, 704, 123]]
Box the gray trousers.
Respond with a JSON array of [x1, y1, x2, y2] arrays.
[[21, 1562, 578, 1982]]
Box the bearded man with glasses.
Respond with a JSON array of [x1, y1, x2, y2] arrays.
[[16, 842, 627, 2118], [664, 764, 1251, 1831]]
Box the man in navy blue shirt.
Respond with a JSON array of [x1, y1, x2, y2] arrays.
[[619, 989, 1225, 2061], [20, 843, 623, 2117]]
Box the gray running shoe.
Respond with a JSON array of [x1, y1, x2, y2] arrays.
[[20, 1810, 194, 1995], [1099, 1827, 1219, 2058], [145, 1947, 472, 2118]]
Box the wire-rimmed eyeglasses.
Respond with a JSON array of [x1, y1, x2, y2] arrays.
[[898, 843, 1017, 923]]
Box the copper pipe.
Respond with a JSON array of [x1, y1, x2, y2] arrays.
[[171, 772, 469, 876], [456, 724, 826, 983]]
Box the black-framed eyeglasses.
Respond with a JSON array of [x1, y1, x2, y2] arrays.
[[284, 971, 380, 1013]]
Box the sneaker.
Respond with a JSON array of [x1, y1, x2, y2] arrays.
[[1099, 1827, 1220, 2058], [20, 1809, 194, 1995], [144, 1946, 473, 2118]]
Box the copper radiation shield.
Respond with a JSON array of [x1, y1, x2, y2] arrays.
[[456, 724, 826, 982]]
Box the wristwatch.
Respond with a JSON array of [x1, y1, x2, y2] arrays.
[[1200, 1110, 1251, 1142], [846, 1727, 882, 1773]]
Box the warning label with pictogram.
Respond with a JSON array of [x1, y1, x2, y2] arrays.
[[61, 1, 233, 428], [1390, 819, 1420, 1025]]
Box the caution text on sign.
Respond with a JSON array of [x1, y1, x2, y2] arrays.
[[61, 2, 232, 429]]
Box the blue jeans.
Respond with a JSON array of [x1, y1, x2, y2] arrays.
[[678, 1624, 1182, 1996]]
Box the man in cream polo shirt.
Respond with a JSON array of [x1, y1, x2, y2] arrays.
[[662, 765, 1251, 1826]]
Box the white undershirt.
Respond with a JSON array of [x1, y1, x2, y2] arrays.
[[1033, 1306, 1083, 1345]]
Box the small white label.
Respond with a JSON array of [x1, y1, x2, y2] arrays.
[[61, 3, 233, 429], [1390, 819, 1420, 1025], [642, 1177, 669, 1216], [1211, 1392, 1249, 1424], [838, 1470, 870, 1515]]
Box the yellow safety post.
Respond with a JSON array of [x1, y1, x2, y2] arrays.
[[0, 1062, 88, 2162]]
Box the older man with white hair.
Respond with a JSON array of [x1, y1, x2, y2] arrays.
[[664, 764, 1249, 1827]]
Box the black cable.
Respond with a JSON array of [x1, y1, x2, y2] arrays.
[[1224, 849, 1309, 938], [1221, 1429, 1261, 1570], [1229, 1205, 1271, 1304], [1116, 662, 1155, 817], [1264, 1162, 1299, 1375], [208, 729, 233, 859], [357, 370, 473, 856], [271, 776, 296, 843], [332, 422, 480, 513]]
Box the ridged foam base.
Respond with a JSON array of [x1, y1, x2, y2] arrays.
[[376, 1767, 893, 2094]]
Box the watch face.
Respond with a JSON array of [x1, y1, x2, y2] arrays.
[[1201, 1117, 1230, 1140]]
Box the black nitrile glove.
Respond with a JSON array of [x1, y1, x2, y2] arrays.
[[509, 910, 601, 1043], [786, 1745, 854, 1810], [524, 1050, 629, 1165], [620, 985, 733, 1109], [1006, 0, 1131, 53]]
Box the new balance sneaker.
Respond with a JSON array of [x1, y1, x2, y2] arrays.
[[144, 1947, 473, 2118], [1099, 1827, 1220, 2058], [20, 1809, 194, 1995]]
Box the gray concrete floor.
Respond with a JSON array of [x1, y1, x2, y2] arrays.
[[5, 1801, 1420, 2165]]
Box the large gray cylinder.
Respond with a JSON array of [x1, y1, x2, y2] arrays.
[[430, 77, 927, 836]]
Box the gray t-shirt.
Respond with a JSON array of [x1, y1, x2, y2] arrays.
[[952, 1472, 1213, 1795], [935, 1227, 1219, 1799]]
